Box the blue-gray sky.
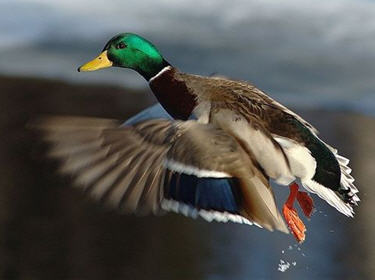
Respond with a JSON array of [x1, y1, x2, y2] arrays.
[[1, 0, 375, 113]]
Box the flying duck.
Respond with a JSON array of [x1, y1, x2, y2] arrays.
[[36, 33, 359, 243]]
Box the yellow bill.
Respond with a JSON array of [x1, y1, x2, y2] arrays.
[[78, 50, 113, 72]]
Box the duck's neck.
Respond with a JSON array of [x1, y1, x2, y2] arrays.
[[148, 66, 197, 120], [139, 58, 171, 81]]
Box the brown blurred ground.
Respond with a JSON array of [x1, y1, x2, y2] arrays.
[[0, 75, 374, 279]]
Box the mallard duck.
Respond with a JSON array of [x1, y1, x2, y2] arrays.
[[38, 33, 359, 243]]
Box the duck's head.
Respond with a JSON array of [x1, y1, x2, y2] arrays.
[[78, 33, 169, 80]]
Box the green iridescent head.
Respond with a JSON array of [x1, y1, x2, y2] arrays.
[[78, 33, 169, 80]]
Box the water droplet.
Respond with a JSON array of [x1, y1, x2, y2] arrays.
[[278, 259, 291, 272]]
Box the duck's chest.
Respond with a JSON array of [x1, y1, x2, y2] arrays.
[[149, 67, 197, 120]]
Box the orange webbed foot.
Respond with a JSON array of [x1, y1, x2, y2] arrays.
[[283, 204, 306, 243], [297, 191, 314, 218], [283, 183, 307, 243]]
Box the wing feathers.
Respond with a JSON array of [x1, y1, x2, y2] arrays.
[[238, 175, 288, 233], [34, 116, 287, 233]]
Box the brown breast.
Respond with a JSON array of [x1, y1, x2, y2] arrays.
[[149, 67, 197, 120]]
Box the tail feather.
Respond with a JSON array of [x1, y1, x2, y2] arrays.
[[324, 143, 360, 205], [302, 144, 359, 216], [302, 179, 354, 217]]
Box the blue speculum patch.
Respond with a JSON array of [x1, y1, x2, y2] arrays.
[[164, 173, 240, 213]]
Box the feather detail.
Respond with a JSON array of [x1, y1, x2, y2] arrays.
[[164, 159, 231, 178], [323, 143, 360, 205], [302, 180, 354, 217], [161, 199, 258, 226]]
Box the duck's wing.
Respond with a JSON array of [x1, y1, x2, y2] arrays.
[[33, 116, 288, 233], [124, 103, 172, 124]]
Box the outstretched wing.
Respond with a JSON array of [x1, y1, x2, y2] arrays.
[[33, 116, 288, 233]]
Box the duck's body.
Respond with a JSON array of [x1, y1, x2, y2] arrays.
[[37, 33, 359, 243], [150, 65, 357, 209]]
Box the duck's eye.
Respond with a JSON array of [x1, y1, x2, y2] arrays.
[[116, 42, 127, 49]]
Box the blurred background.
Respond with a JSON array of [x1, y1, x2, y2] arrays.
[[0, 0, 374, 279]]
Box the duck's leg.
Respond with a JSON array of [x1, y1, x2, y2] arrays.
[[297, 191, 314, 218], [283, 183, 306, 243]]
